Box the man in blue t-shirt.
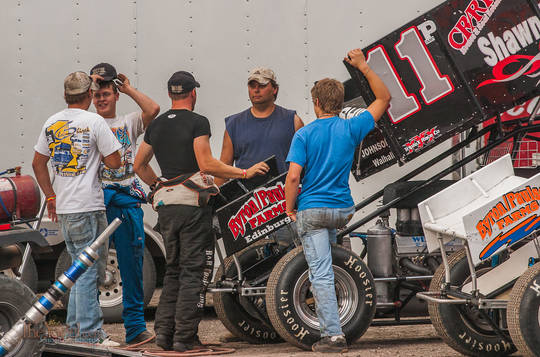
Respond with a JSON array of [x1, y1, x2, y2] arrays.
[[285, 48, 391, 353]]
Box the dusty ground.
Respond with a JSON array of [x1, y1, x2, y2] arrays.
[[46, 310, 462, 356], [105, 318, 462, 357], [43, 289, 464, 356]]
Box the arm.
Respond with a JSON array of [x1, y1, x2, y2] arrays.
[[215, 130, 234, 186], [345, 48, 391, 122], [117, 74, 160, 129], [103, 151, 121, 169], [285, 162, 303, 222], [31, 152, 57, 222], [134, 141, 159, 186], [193, 135, 269, 179], [294, 114, 304, 131]]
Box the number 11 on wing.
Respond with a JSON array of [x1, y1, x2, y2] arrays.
[[367, 26, 454, 124]]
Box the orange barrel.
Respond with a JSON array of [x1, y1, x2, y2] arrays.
[[0, 175, 41, 223]]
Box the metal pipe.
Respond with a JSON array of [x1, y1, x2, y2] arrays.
[[438, 234, 451, 285], [18, 195, 49, 278], [416, 291, 468, 305], [464, 241, 478, 294], [0, 218, 121, 357], [374, 275, 433, 282], [233, 254, 243, 282]]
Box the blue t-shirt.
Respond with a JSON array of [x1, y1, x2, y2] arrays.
[[225, 105, 296, 174], [286, 111, 374, 211]]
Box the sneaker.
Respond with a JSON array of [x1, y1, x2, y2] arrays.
[[97, 336, 121, 348], [312, 335, 348, 353], [127, 330, 155, 345]]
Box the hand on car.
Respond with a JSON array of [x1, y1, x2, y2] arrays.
[[246, 162, 270, 179], [345, 48, 370, 75]]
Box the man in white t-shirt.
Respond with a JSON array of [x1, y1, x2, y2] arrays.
[[32, 71, 122, 346], [90, 62, 159, 345]]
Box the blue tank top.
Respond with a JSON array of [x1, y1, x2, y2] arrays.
[[225, 105, 296, 173]]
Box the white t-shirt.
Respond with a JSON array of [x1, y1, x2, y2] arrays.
[[99, 112, 144, 187], [34, 109, 121, 214]]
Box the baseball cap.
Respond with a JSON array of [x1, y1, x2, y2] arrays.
[[90, 62, 117, 81], [64, 71, 99, 95], [168, 71, 200, 94], [248, 67, 276, 85]]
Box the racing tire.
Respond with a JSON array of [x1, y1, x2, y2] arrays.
[[266, 245, 376, 350], [428, 249, 516, 356], [0, 274, 43, 357], [55, 246, 156, 323], [213, 241, 285, 344], [507, 262, 540, 357]]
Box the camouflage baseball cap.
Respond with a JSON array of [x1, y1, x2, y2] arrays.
[[248, 67, 276, 85], [64, 71, 99, 95]]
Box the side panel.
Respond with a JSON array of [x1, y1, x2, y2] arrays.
[[350, 0, 540, 178]]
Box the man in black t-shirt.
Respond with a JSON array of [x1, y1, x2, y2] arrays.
[[134, 71, 268, 352]]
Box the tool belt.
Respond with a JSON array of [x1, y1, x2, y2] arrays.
[[148, 172, 219, 210]]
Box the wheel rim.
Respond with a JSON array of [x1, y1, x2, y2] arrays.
[[459, 266, 505, 336], [98, 249, 123, 308], [0, 301, 24, 355], [293, 265, 359, 330]]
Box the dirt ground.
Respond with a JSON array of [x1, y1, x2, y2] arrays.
[[44, 290, 462, 356], [98, 317, 462, 357]]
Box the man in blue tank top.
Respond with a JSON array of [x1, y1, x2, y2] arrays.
[[285, 48, 391, 353], [217, 67, 304, 179]]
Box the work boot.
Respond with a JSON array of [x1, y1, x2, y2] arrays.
[[156, 334, 172, 351], [311, 335, 348, 353], [173, 341, 193, 352], [128, 330, 154, 345], [192, 335, 204, 349]]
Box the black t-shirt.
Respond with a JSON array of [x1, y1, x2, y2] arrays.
[[144, 109, 211, 179]]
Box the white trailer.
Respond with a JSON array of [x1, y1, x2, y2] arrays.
[[0, 0, 455, 321]]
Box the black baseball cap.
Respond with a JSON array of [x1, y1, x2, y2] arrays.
[[168, 71, 200, 94], [90, 63, 117, 81]]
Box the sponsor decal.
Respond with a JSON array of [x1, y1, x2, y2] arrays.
[[477, 51, 540, 88], [227, 182, 286, 240], [403, 127, 441, 154], [475, 185, 540, 260], [448, 0, 502, 54], [360, 139, 390, 159]]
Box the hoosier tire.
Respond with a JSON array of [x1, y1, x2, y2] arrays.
[[266, 245, 376, 350], [428, 249, 516, 356], [213, 241, 284, 344], [507, 262, 540, 357], [0, 275, 43, 357]]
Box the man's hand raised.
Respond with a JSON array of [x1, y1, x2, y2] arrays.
[[116, 73, 131, 94], [344, 48, 370, 75]]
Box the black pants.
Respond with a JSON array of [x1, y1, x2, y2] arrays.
[[154, 204, 214, 343]]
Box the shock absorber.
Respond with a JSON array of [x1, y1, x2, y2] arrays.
[[0, 218, 121, 357]]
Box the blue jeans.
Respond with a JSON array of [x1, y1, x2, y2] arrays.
[[58, 210, 108, 340], [296, 206, 354, 337]]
